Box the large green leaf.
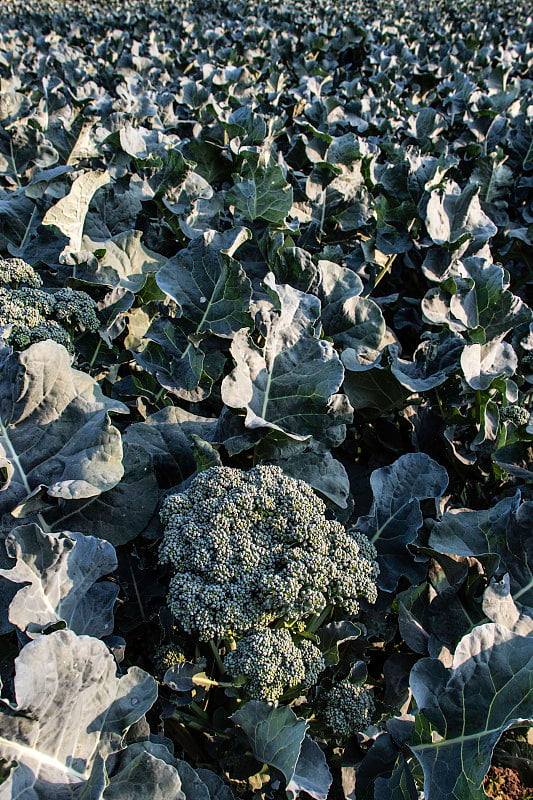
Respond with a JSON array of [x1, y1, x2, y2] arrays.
[[354, 453, 449, 591], [226, 150, 293, 224], [102, 743, 183, 799], [155, 229, 252, 337], [42, 170, 111, 252], [428, 493, 533, 606], [135, 327, 226, 402], [232, 702, 307, 787], [125, 406, 217, 483], [388, 336, 464, 392], [40, 444, 159, 546], [0, 629, 157, 798], [408, 623, 533, 800], [321, 294, 386, 357], [460, 341, 517, 389], [422, 257, 532, 343], [79, 230, 168, 292], [424, 182, 497, 246], [232, 702, 331, 799], [0, 342, 126, 519], [221, 274, 350, 445], [0, 523, 118, 638], [270, 448, 350, 509]]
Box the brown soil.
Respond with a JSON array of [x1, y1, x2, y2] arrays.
[[484, 766, 533, 800]]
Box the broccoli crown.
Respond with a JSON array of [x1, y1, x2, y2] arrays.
[[153, 643, 186, 675], [500, 405, 530, 426], [159, 465, 379, 641], [0, 257, 42, 288], [51, 287, 99, 332], [0, 262, 98, 352], [224, 627, 325, 703], [7, 320, 72, 351], [320, 680, 374, 739]]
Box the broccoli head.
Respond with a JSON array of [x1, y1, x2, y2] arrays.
[[153, 643, 186, 676], [51, 287, 99, 332], [0, 258, 98, 352], [500, 405, 530, 426], [159, 465, 379, 640], [224, 627, 325, 703], [320, 679, 374, 739], [7, 320, 72, 351], [0, 257, 42, 288]]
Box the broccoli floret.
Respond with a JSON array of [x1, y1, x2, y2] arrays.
[[500, 405, 530, 426], [0, 259, 98, 352], [153, 644, 186, 675], [320, 680, 374, 739], [7, 320, 72, 351], [0, 257, 42, 288], [159, 465, 379, 641], [51, 287, 99, 332], [224, 627, 325, 703], [0, 286, 54, 323]]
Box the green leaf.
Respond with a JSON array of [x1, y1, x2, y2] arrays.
[[231, 701, 307, 787], [321, 294, 386, 357], [342, 361, 410, 415], [41, 443, 159, 546], [373, 754, 420, 800], [135, 328, 225, 402], [221, 274, 350, 446], [227, 150, 293, 224], [409, 623, 533, 800], [355, 453, 448, 592], [0, 523, 118, 638], [103, 743, 183, 799], [80, 230, 168, 292], [270, 448, 350, 509], [286, 735, 332, 800], [0, 341, 126, 518], [424, 181, 497, 247], [0, 629, 157, 797], [42, 170, 111, 252], [460, 340, 517, 390], [155, 230, 252, 337], [428, 493, 533, 606]]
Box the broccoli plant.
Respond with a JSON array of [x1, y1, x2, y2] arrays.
[[159, 465, 379, 642], [0, 257, 99, 352], [159, 465, 378, 706]]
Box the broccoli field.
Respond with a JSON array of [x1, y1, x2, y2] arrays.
[[0, 0, 532, 797]]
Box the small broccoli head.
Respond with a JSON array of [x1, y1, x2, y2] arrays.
[[159, 465, 379, 641], [0, 286, 57, 348], [0, 276, 98, 353], [51, 287, 99, 333], [7, 320, 72, 351], [0, 258, 42, 288], [224, 627, 325, 703], [500, 405, 530, 427], [320, 679, 374, 739], [153, 644, 186, 676]]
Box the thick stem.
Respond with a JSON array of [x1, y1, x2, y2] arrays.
[[88, 337, 103, 369], [209, 639, 226, 674], [306, 603, 333, 635]]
